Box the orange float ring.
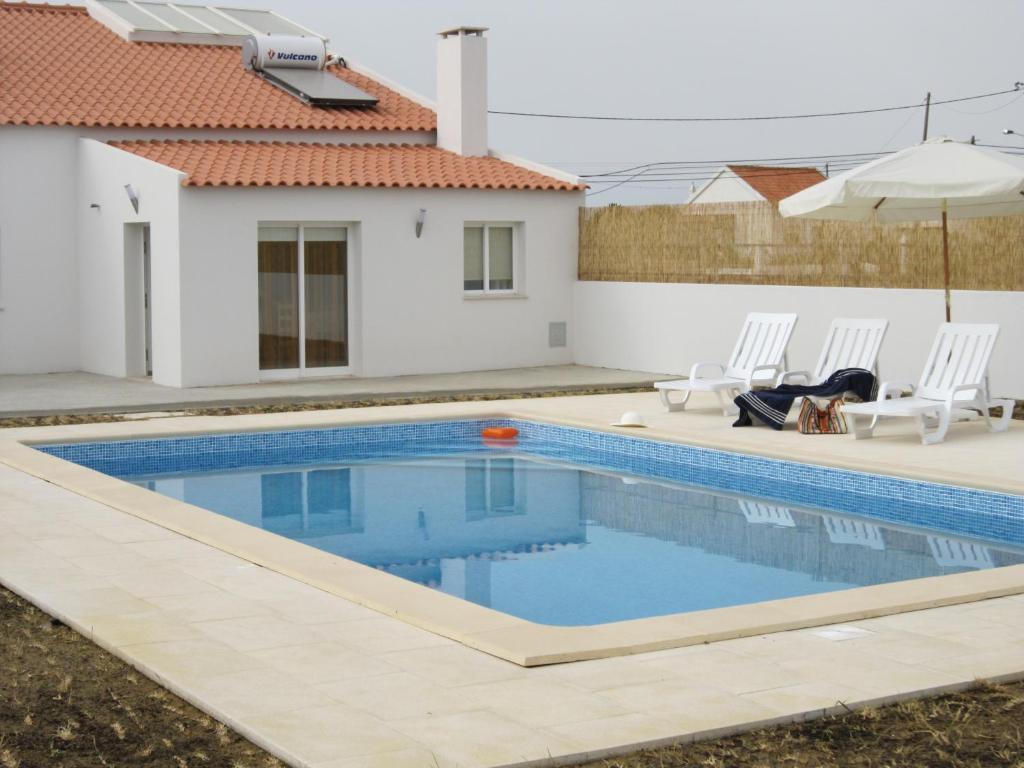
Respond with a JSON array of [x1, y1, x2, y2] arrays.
[[481, 426, 519, 440]]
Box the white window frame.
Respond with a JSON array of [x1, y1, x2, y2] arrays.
[[258, 221, 353, 381], [463, 222, 520, 296]]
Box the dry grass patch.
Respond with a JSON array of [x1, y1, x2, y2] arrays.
[[0, 587, 276, 768]]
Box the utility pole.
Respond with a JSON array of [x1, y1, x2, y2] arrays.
[[922, 91, 931, 141]]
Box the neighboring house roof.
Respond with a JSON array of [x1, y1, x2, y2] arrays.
[[110, 140, 587, 190], [0, 2, 435, 131], [725, 164, 827, 203]]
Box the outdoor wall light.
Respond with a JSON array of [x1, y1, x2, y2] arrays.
[[124, 184, 140, 214], [415, 208, 427, 238]]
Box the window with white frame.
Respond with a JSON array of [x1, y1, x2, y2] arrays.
[[463, 223, 518, 293]]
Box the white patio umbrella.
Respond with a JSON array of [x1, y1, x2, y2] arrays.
[[779, 137, 1024, 321]]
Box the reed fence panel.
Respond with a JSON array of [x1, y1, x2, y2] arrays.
[[578, 201, 1024, 290]]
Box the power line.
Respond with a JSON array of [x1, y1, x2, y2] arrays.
[[491, 85, 1022, 123], [579, 150, 895, 178], [578, 142, 1024, 185]]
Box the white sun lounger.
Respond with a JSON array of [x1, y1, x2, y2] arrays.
[[778, 318, 888, 387], [844, 323, 1013, 445], [655, 312, 798, 414]]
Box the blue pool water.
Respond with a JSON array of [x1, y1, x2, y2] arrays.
[[40, 420, 1024, 626]]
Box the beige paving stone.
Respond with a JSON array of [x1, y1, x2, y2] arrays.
[[920, 647, 1024, 681], [192, 614, 329, 652], [643, 651, 801, 695], [33, 535, 125, 559], [316, 671, 481, 721], [251, 642, 399, 684], [378, 644, 525, 688], [857, 604, 1010, 636], [455, 677, 631, 728], [110, 567, 219, 599], [186, 667, 336, 719], [542, 712, 684, 754], [598, 679, 780, 724], [315, 747, 459, 768], [241, 705, 420, 765], [124, 537, 220, 561], [33, 585, 155, 619], [740, 681, 878, 715], [537, 656, 674, 691], [389, 709, 583, 767], [844, 631, 981, 665], [66, 551, 152, 576], [778, 651, 965, 696], [78, 610, 202, 647], [957, 600, 1024, 628], [2, 568, 116, 600], [87, 520, 179, 544], [258, 592, 382, 625], [318, 616, 456, 655], [6, 520, 91, 541], [119, 638, 265, 683], [144, 590, 267, 623]]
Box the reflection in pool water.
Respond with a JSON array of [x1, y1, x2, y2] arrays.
[[135, 456, 1024, 626]]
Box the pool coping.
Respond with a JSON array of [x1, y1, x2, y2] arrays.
[[2, 402, 1023, 667]]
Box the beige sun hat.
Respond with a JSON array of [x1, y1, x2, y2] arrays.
[[610, 411, 647, 428]]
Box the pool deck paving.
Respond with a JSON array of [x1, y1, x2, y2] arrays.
[[0, 392, 1022, 767], [0, 365, 666, 416]]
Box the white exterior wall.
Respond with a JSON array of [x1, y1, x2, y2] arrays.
[[574, 282, 1024, 399], [176, 186, 582, 386], [0, 127, 80, 373], [77, 140, 185, 383], [688, 170, 762, 204]]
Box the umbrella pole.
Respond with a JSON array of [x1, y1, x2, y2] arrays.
[[941, 204, 951, 322]]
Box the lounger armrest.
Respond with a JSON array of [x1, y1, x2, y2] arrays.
[[877, 381, 915, 401], [746, 364, 783, 390], [945, 382, 986, 405], [689, 361, 725, 381], [777, 369, 813, 387]]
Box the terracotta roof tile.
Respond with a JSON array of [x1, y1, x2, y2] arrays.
[[110, 140, 586, 190], [726, 164, 827, 203], [0, 2, 435, 131]]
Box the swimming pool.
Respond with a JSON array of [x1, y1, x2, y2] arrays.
[[40, 419, 1024, 628]]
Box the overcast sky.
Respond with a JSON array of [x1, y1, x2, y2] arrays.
[[275, 2, 1020, 204]]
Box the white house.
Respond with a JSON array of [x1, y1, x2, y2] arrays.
[[687, 164, 826, 205], [0, 1, 585, 387]]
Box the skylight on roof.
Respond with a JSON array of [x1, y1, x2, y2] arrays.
[[87, 0, 325, 45]]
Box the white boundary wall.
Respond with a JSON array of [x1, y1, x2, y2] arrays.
[[574, 282, 1024, 399]]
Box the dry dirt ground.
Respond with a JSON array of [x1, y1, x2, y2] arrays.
[[2, 391, 1023, 767]]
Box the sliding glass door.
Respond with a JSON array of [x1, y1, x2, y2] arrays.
[[258, 225, 348, 376]]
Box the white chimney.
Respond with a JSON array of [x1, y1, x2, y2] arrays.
[[436, 27, 489, 157]]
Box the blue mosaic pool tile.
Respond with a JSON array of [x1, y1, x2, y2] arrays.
[[37, 418, 1024, 547]]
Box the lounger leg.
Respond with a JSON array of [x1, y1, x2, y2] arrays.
[[921, 407, 951, 445], [851, 412, 876, 440], [659, 388, 691, 412], [986, 399, 1014, 433], [716, 389, 739, 416]]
